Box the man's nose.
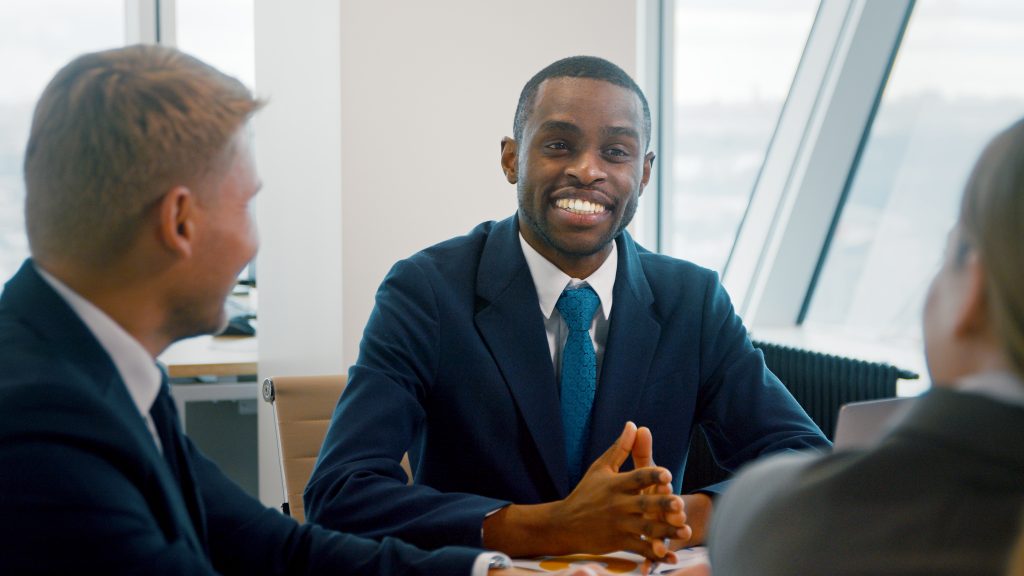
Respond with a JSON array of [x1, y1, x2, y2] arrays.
[[565, 149, 608, 185]]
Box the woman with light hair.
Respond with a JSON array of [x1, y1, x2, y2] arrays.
[[707, 118, 1024, 576]]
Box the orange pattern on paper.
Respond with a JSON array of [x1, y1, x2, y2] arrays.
[[537, 554, 639, 573]]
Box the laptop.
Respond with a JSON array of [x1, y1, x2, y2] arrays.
[[833, 396, 918, 450]]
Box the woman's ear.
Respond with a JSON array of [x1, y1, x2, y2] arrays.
[[954, 252, 989, 337]]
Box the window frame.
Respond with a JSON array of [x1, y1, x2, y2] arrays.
[[644, 0, 915, 330]]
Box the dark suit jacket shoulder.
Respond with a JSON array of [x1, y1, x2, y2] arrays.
[[709, 387, 1024, 576], [0, 261, 479, 575], [306, 215, 828, 549]]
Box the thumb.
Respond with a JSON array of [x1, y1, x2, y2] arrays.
[[591, 421, 637, 473], [632, 425, 655, 469]]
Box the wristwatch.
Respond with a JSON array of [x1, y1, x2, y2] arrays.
[[488, 555, 511, 570]]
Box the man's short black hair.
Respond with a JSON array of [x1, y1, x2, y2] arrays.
[[513, 55, 651, 149]]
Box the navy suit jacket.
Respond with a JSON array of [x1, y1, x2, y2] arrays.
[[305, 215, 828, 549], [0, 261, 479, 575]]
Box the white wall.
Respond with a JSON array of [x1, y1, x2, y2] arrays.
[[254, 0, 639, 506]]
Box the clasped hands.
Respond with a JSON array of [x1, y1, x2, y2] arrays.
[[483, 421, 711, 563]]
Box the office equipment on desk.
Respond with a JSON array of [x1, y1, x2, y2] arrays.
[[681, 340, 918, 492], [833, 396, 917, 450], [220, 294, 257, 336]]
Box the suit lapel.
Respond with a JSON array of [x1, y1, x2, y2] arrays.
[[475, 217, 569, 495], [3, 261, 208, 557], [585, 234, 661, 468]]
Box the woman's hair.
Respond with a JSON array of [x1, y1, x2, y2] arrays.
[[958, 118, 1024, 378]]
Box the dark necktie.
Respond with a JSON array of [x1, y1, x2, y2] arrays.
[[555, 285, 600, 486], [151, 364, 207, 552], [150, 375, 185, 484]]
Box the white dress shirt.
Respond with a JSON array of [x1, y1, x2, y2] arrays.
[[518, 233, 618, 383], [36, 264, 164, 452]]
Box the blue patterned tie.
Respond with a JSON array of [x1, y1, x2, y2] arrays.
[[556, 285, 600, 486]]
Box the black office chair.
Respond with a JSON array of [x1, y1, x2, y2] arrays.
[[680, 340, 918, 492]]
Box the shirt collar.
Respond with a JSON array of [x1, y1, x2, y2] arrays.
[[955, 370, 1024, 408], [519, 233, 617, 321], [35, 264, 162, 416]]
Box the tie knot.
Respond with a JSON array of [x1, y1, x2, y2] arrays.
[[556, 285, 600, 332]]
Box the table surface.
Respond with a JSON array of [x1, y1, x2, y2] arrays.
[[159, 334, 258, 379]]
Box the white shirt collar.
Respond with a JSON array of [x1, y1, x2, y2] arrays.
[[955, 370, 1024, 408], [519, 232, 617, 320], [35, 264, 162, 417]]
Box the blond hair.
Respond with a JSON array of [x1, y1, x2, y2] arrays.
[[24, 44, 263, 266], [959, 118, 1024, 379]]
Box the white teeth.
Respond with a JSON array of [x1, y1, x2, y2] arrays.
[[555, 198, 606, 215]]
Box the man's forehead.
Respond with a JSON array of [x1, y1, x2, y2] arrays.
[[529, 77, 644, 130]]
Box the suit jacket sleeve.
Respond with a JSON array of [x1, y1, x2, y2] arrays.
[[189, 437, 481, 575], [690, 271, 829, 492], [305, 258, 509, 549]]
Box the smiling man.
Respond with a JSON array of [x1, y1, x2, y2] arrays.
[[305, 56, 828, 560]]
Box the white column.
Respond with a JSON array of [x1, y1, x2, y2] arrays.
[[253, 0, 344, 506]]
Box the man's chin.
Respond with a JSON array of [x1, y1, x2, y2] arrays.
[[547, 231, 618, 259]]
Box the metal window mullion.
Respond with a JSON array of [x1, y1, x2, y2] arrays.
[[634, 0, 668, 252], [124, 0, 158, 44], [124, 0, 175, 45]]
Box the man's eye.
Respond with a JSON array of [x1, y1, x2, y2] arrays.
[[605, 147, 629, 158], [545, 141, 569, 151]]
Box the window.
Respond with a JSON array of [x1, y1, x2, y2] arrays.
[[803, 0, 1024, 351], [0, 0, 124, 288], [660, 0, 818, 270], [174, 0, 255, 89]]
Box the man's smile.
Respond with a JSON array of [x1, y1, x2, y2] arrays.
[[554, 197, 608, 215]]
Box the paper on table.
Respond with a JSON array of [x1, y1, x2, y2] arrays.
[[511, 547, 707, 575]]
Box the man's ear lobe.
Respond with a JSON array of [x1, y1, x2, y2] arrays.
[[954, 253, 989, 337], [500, 137, 518, 184], [158, 186, 195, 258]]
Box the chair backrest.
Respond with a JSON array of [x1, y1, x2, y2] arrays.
[[262, 374, 347, 523], [679, 340, 918, 492]]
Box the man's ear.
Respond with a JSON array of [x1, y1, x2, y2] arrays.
[[157, 186, 196, 258], [500, 137, 518, 184], [954, 252, 989, 337], [638, 151, 656, 197]]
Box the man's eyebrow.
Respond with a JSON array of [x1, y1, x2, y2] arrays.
[[602, 126, 640, 140], [536, 120, 581, 135]]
